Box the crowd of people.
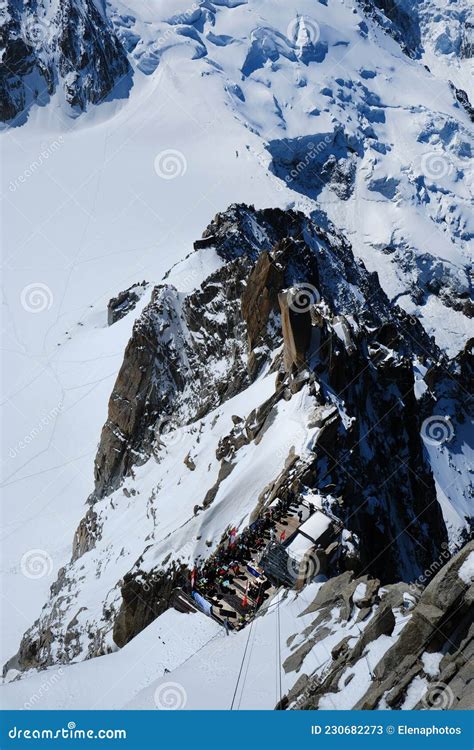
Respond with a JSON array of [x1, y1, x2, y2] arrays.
[[185, 494, 317, 627]]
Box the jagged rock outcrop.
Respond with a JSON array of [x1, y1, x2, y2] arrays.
[[267, 129, 362, 201], [357, 0, 422, 57], [107, 282, 147, 326], [451, 84, 474, 123], [0, 0, 132, 125], [93, 262, 253, 499], [6, 204, 471, 675], [113, 566, 187, 649], [290, 542, 474, 710], [72, 508, 100, 562]]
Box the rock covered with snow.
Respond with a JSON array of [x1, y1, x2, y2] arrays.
[[5, 203, 471, 677], [0, 0, 132, 124], [287, 541, 474, 710]]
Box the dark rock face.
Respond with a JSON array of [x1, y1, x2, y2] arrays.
[[299, 318, 447, 582], [93, 260, 253, 499], [451, 84, 474, 123], [0, 0, 132, 125], [107, 282, 147, 326], [267, 130, 363, 200], [241, 250, 283, 352], [0, 3, 52, 121], [113, 566, 187, 648], [72, 508, 100, 562], [357, 0, 422, 57], [92, 312, 162, 499]]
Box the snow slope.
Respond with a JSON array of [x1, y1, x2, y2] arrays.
[[1, 608, 221, 709], [1, 581, 406, 710]]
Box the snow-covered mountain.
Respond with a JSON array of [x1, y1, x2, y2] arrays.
[[1, 0, 473, 711], [359, 0, 474, 99], [0, 0, 132, 123]]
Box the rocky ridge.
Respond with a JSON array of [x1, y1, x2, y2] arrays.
[[0, 0, 131, 124], [285, 541, 474, 711], [4, 204, 472, 679]]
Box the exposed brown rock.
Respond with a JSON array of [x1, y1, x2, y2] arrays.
[[72, 509, 100, 562], [113, 566, 187, 648], [241, 250, 283, 352], [278, 290, 312, 373], [184, 453, 196, 471]]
